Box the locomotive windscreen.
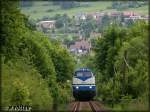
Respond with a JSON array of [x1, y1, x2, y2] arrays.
[[75, 71, 92, 77]]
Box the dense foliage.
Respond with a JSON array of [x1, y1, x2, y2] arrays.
[[111, 1, 148, 10], [52, 1, 80, 9], [1, 0, 75, 110], [78, 20, 148, 110], [93, 21, 148, 110]]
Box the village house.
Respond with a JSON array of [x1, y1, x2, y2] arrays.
[[90, 32, 102, 39], [75, 13, 87, 21], [87, 12, 106, 21], [124, 14, 148, 22], [36, 20, 56, 29], [110, 11, 121, 17], [111, 11, 121, 18], [87, 12, 99, 20], [69, 39, 91, 55], [123, 11, 138, 17], [120, 11, 149, 24]]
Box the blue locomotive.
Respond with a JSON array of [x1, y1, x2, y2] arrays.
[[72, 68, 96, 100]]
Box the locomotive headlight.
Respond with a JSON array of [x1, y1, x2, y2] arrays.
[[89, 86, 92, 89], [76, 86, 79, 89]]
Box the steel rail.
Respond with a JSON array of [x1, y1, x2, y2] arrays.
[[89, 101, 97, 112], [72, 102, 80, 112]]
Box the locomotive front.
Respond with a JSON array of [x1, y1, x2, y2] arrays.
[[72, 68, 96, 100]]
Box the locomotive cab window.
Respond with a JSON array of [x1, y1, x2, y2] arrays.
[[75, 71, 93, 77]]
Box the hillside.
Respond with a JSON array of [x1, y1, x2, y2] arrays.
[[21, 1, 112, 20], [21, 1, 148, 20]]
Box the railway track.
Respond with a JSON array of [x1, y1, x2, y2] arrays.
[[72, 101, 80, 112], [70, 101, 106, 112], [89, 101, 97, 112]]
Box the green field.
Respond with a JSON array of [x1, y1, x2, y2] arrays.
[[21, 1, 112, 20], [21, 1, 148, 20]]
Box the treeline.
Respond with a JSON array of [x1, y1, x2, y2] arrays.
[[87, 21, 148, 110], [1, 0, 75, 110], [111, 1, 148, 10], [21, 1, 80, 9], [52, 1, 80, 9], [20, 0, 34, 7]]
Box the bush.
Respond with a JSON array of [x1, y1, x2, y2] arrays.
[[2, 60, 53, 110], [11, 79, 32, 105]]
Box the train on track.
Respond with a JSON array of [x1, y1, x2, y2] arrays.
[[72, 68, 96, 100]]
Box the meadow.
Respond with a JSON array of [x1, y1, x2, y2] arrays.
[[21, 1, 148, 20]]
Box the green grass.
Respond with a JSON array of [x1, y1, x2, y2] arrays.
[[21, 1, 148, 20], [21, 1, 112, 20]]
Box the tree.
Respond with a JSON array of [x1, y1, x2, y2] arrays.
[[11, 79, 31, 105], [80, 18, 96, 38], [94, 21, 148, 103], [95, 24, 125, 79], [115, 21, 148, 98], [98, 14, 111, 33], [55, 14, 70, 29]]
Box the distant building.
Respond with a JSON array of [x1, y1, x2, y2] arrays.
[[69, 39, 91, 55], [110, 11, 121, 17], [75, 13, 87, 21], [124, 15, 149, 22], [36, 20, 55, 29], [123, 11, 138, 17], [90, 32, 102, 39], [87, 12, 99, 20], [87, 12, 105, 21]]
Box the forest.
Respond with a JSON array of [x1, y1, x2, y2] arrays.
[[1, 0, 149, 111]]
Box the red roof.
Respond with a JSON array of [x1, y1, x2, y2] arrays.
[[70, 39, 91, 50], [123, 12, 138, 16]]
